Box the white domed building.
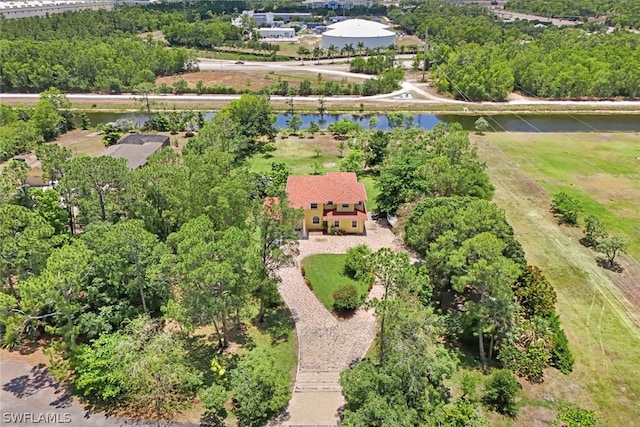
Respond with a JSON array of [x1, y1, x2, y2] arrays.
[[321, 19, 396, 50]]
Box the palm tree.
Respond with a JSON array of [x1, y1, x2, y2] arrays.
[[313, 46, 322, 64], [356, 41, 365, 56], [297, 46, 310, 65], [328, 44, 338, 64]]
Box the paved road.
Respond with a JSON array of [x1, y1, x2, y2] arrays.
[[0, 360, 197, 427], [3, 57, 640, 108]]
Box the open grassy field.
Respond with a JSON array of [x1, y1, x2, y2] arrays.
[[301, 254, 369, 312], [484, 132, 640, 259], [249, 133, 342, 175], [474, 132, 640, 426]]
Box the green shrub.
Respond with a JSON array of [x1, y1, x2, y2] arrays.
[[332, 284, 363, 311], [556, 405, 596, 427], [551, 192, 581, 225], [482, 369, 520, 418], [344, 244, 373, 282], [550, 314, 575, 374]]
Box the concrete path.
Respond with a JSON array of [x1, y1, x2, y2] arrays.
[[274, 220, 404, 426], [0, 359, 197, 427]]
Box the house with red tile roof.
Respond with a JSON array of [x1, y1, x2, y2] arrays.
[[285, 172, 367, 236]]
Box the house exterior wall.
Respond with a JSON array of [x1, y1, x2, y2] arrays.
[[328, 219, 365, 234], [305, 203, 325, 231]]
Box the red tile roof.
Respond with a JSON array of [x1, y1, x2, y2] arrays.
[[323, 210, 368, 221], [286, 172, 367, 209]]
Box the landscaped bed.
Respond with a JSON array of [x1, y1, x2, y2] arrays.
[[301, 254, 370, 313]]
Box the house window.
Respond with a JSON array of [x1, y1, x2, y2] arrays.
[[310, 203, 318, 209], [342, 204, 350, 208], [327, 201, 333, 205], [313, 216, 320, 224], [334, 220, 340, 227], [352, 221, 357, 228]]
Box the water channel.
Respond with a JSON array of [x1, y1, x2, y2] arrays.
[[85, 112, 640, 132]]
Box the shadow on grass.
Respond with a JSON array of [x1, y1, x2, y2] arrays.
[[255, 304, 295, 345], [596, 257, 624, 273]]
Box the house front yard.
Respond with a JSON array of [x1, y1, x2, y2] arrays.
[[300, 254, 370, 313]]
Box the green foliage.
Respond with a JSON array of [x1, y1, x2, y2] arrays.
[[552, 192, 582, 225], [482, 369, 520, 418], [341, 299, 455, 426], [199, 384, 229, 424], [72, 315, 202, 418], [231, 349, 290, 427], [0, 204, 54, 292], [555, 404, 597, 427], [339, 148, 365, 176], [101, 124, 121, 147], [596, 234, 628, 266], [474, 117, 490, 133], [61, 155, 131, 225], [344, 244, 373, 282], [583, 215, 607, 248], [460, 371, 482, 402], [287, 113, 302, 133], [376, 125, 494, 213], [30, 189, 70, 235], [328, 118, 362, 139], [436, 400, 489, 427], [513, 266, 557, 319], [332, 284, 363, 311], [549, 314, 575, 374], [498, 316, 553, 383]]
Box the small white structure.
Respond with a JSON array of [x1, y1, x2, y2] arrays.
[[321, 19, 395, 50], [258, 27, 296, 39], [0, 0, 115, 19]]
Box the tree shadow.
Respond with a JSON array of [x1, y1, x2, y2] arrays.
[[255, 304, 295, 345], [334, 309, 357, 320], [2, 363, 59, 398], [596, 257, 624, 273]]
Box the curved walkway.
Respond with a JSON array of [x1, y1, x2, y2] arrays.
[[275, 220, 404, 426]]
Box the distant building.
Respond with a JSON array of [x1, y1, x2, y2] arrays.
[[0, 0, 115, 19], [100, 134, 169, 169], [258, 27, 296, 39], [321, 19, 396, 50], [232, 10, 311, 28], [303, 0, 372, 10]]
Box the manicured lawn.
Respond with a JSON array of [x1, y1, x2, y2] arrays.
[[360, 175, 379, 213], [301, 254, 370, 312]]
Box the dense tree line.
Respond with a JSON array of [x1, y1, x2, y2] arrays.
[[0, 90, 76, 161], [401, 1, 640, 100], [0, 94, 299, 425], [0, 7, 199, 93], [331, 123, 576, 425], [505, 0, 640, 28], [1, 38, 195, 93], [163, 19, 242, 49]]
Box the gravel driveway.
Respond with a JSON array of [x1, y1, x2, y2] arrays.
[[276, 220, 405, 426]]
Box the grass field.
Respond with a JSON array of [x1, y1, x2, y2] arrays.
[[484, 132, 640, 259], [475, 132, 640, 426], [301, 254, 369, 312], [249, 134, 342, 175]]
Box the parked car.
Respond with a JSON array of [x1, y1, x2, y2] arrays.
[[235, 60, 244, 64]]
